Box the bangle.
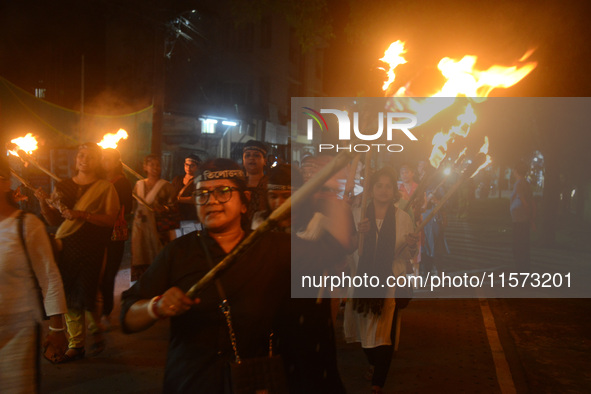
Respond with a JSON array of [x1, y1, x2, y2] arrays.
[[147, 296, 164, 320], [49, 326, 66, 332]]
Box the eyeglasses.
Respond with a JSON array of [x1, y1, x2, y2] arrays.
[[194, 186, 239, 205]]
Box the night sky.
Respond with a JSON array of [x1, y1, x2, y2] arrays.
[[2, 1, 590, 103]]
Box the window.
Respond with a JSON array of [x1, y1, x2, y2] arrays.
[[35, 88, 46, 99], [201, 119, 217, 134]]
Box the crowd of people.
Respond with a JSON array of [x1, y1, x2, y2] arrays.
[[0, 139, 536, 393]]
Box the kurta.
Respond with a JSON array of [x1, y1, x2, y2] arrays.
[[343, 207, 415, 348], [0, 211, 67, 393], [130, 179, 176, 281], [53, 178, 119, 311]]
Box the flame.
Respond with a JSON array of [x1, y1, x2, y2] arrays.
[[9, 133, 38, 156], [380, 43, 536, 171], [435, 55, 536, 100], [98, 129, 128, 149], [429, 104, 477, 168], [471, 136, 492, 178], [453, 147, 468, 166], [379, 40, 407, 92], [401, 52, 536, 127]]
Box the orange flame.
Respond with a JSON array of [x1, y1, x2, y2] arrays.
[[379, 40, 407, 92], [433, 55, 537, 100], [9, 133, 38, 156], [98, 129, 128, 149], [380, 43, 537, 170], [429, 104, 477, 168]]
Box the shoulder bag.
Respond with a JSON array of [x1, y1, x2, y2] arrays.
[[196, 232, 288, 394]]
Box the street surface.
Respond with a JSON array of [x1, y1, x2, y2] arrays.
[[41, 199, 591, 393]]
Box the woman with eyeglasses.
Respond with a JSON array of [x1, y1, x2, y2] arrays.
[[120, 158, 351, 393], [34, 143, 119, 363]]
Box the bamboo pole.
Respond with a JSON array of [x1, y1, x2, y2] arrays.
[[186, 151, 356, 298], [132, 193, 154, 212], [122, 162, 145, 180], [122, 163, 156, 211], [9, 169, 35, 191], [344, 155, 360, 202], [357, 151, 374, 256], [7, 144, 62, 182]]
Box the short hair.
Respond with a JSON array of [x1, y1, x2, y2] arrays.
[[268, 164, 303, 190], [197, 158, 248, 204], [185, 153, 201, 164], [242, 140, 268, 156], [197, 158, 250, 229]]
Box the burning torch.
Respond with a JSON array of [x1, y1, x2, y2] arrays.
[[97, 129, 152, 211], [7, 134, 61, 182]]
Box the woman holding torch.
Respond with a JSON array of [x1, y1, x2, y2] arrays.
[[344, 167, 418, 394], [121, 158, 351, 393], [35, 143, 119, 362], [130, 154, 177, 282]]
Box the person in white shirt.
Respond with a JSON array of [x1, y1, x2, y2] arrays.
[[0, 157, 68, 392]]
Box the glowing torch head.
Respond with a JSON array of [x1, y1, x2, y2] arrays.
[[98, 129, 128, 149], [8, 133, 38, 156]]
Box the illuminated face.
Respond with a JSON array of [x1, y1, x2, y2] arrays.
[[184, 159, 199, 176], [243, 150, 266, 175], [268, 189, 292, 227], [267, 190, 292, 212], [143, 159, 161, 179], [76, 148, 100, 175], [372, 175, 395, 204], [417, 161, 427, 175], [196, 179, 246, 233], [400, 166, 414, 183]]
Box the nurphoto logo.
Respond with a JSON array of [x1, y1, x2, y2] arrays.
[[303, 107, 418, 153]]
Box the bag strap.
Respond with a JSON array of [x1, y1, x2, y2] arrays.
[[196, 231, 242, 363], [17, 211, 48, 318]]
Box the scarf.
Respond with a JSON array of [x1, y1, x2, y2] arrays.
[[55, 179, 119, 239], [353, 202, 397, 316]]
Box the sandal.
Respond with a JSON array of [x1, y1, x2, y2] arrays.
[[371, 386, 383, 394], [89, 333, 106, 356], [364, 365, 375, 381], [57, 347, 85, 363]]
